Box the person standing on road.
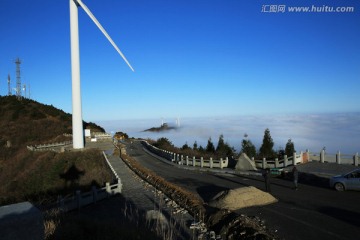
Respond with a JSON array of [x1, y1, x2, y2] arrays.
[[263, 168, 271, 193], [292, 166, 298, 190]]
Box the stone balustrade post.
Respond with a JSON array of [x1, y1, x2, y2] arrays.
[[200, 157, 204, 168], [293, 152, 297, 165], [354, 153, 359, 166], [262, 158, 266, 169], [220, 158, 223, 169], [106, 182, 111, 195], [275, 158, 279, 168], [181, 155, 184, 165], [306, 149, 310, 162], [186, 156, 189, 166], [320, 149, 325, 163], [210, 158, 213, 168], [193, 156, 196, 167], [336, 151, 341, 164], [284, 155, 288, 167], [117, 178, 122, 193]]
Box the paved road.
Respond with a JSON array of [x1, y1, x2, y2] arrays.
[[126, 141, 360, 240]]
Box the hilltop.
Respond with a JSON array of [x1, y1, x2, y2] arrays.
[[144, 123, 177, 132], [0, 95, 104, 150], [0, 95, 111, 205]]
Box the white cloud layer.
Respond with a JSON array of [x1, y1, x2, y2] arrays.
[[99, 113, 360, 155]]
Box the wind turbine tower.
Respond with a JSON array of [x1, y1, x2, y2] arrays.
[[15, 58, 22, 100], [69, 0, 134, 149], [7, 74, 11, 96]]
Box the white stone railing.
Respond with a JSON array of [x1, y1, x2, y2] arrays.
[[27, 141, 72, 151], [52, 180, 121, 212], [254, 152, 304, 169], [102, 151, 120, 180], [48, 151, 122, 212], [254, 149, 359, 169], [141, 141, 229, 169], [308, 149, 359, 166]]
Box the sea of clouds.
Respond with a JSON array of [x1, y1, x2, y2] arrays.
[[98, 113, 360, 155]]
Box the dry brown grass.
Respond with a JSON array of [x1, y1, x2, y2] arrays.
[[0, 149, 113, 205], [0, 96, 112, 206], [44, 208, 63, 240]]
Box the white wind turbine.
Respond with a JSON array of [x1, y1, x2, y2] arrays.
[[70, 0, 134, 149]]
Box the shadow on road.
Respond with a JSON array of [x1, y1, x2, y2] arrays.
[[231, 173, 295, 190], [318, 206, 360, 227]]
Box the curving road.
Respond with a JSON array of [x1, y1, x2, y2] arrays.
[[125, 141, 360, 240]]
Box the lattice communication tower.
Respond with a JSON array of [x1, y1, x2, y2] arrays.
[[7, 74, 11, 95], [15, 57, 22, 99]]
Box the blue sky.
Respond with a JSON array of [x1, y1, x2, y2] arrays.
[[0, 0, 359, 122]]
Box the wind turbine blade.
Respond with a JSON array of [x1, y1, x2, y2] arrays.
[[76, 0, 134, 72]]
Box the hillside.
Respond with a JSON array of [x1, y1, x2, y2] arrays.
[[0, 95, 111, 205], [0, 95, 104, 149]]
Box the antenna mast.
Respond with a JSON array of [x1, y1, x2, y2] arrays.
[[15, 57, 22, 100], [7, 74, 11, 95], [23, 84, 27, 99]]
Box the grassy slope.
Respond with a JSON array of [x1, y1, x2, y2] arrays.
[[0, 96, 112, 205]]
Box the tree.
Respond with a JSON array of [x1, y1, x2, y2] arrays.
[[181, 142, 190, 150], [285, 139, 295, 157], [241, 139, 257, 159], [216, 134, 234, 157], [206, 137, 215, 153], [153, 137, 173, 149], [193, 141, 198, 151], [259, 128, 276, 159], [114, 131, 128, 139], [198, 145, 205, 153], [216, 134, 225, 152]]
